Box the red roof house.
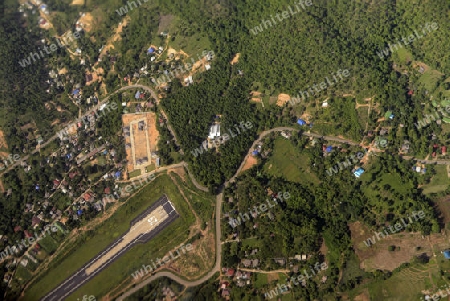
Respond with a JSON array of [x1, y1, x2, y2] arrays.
[[31, 216, 41, 228], [24, 230, 33, 238], [226, 268, 235, 277]]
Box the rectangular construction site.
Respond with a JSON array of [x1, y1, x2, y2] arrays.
[[122, 112, 159, 174]]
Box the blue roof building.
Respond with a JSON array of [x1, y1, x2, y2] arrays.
[[297, 119, 306, 126], [444, 250, 450, 259], [114, 171, 121, 179], [72, 89, 80, 95], [77, 209, 83, 216], [252, 150, 259, 156], [35, 184, 40, 191], [147, 47, 155, 54], [354, 168, 365, 178], [135, 91, 141, 99], [325, 146, 333, 153]]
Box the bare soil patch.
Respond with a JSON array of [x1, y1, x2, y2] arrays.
[[353, 289, 370, 301], [0, 130, 8, 149], [276, 93, 291, 107], [77, 12, 93, 32], [122, 113, 159, 172], [240, 155, 258, 174], [168, 166, 186, 181], [350, 221, 448, 272], [230, 53, 240, 65], [158, 15, 174, 33], [266, 273, 279, 282], [71, 0, 84, 5]]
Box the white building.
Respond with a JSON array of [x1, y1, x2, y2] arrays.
[[208, 124, 220, 139]]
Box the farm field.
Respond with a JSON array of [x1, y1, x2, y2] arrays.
[[23, 173, 201, 301]]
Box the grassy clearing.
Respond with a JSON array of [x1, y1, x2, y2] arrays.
[[313, 97, 362, 141], [23, 173, 196, 301], [254, 273, 268, 288], [418, 69, 444, 92], [263, 137, 320, 185], [128, 169, 142, 178], [422, 165, 448, 194], [367, 260, 439, 301], [38, 235, 60, 255], [394, 48, 413, 64]]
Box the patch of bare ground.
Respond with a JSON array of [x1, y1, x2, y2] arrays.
[[276, 93, 290, 107], [230, 53, 240, 65], [353, 289, 370, 301], [435, 196, 450, 224], [77, 12, 93, 32], [350, 221, 448, 272], [319, 239, 328, 256], [168, 166, 186, 181], [0, 130, 8, 149], [158, 15, 174, 33], [173, 231, 215, 279], [267, 273, 279, 282], [240, 155, 258, 174]]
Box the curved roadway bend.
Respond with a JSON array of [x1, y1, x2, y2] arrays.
[[12, 81, 445, 299], [117, 191, 223, 300], [117, 127, 364, 300]]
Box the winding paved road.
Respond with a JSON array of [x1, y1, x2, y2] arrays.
[[11, 82, 450, 299]]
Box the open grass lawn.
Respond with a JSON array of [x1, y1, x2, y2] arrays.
[[356, 107, 369, 129], [15, 265, 32, 285], [366, 260, 439, 301], [23, 173, 197, 301], [170, 171, 215, 226], [254, 273, 268, 288], [263, 137, 320, 185], [38, 235, 60, 255], [394, 48, 413, 64], [313, 97, 362, 141], [157, 16, 211, 57], [128, 169, 142, 178], [422, 165, 448, 194], [241, 237, 261, 249], [340, 254, 365, 284], [418, 69, 444, 93]]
